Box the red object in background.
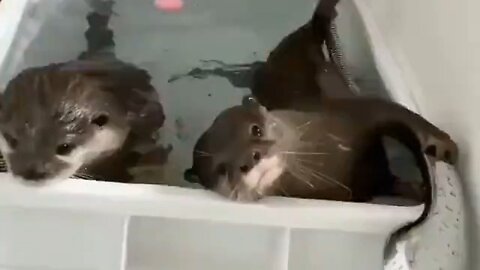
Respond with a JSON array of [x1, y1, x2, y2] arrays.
[[155, 0, 184, 12]]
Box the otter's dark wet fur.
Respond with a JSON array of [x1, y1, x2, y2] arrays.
[[0, 4, 165, 183], [0, 59, 165, 182]]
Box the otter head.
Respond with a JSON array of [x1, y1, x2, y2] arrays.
[[185, 97, 288, 201], [0, 67, 130, 184]]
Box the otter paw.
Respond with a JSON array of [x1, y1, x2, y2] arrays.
[[423, 136, 458, 164]]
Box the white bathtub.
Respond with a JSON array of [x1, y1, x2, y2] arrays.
[[0, 0, 466, 269]]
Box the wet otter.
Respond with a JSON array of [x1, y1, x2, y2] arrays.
[[185, 97, 457, 202], [242, 0, 423, 203], [0, 3, 165, 183]]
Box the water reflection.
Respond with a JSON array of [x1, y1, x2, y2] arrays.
[[169, 59, 264, 89]]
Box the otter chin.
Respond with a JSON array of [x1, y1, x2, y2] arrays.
[[186, 97, 458, 203], [0, 123, 128, 184], [214, 147, 286, 202]]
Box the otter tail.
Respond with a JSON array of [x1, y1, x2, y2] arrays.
[[77, 0, 116, 60], [338, 97, 458, 261]]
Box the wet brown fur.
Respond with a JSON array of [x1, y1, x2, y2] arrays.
[[188, 98, 457, 202], [0, 60, 165, 182]]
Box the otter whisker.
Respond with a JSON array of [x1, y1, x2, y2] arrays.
[[327, 133, 345, 143], [280, 151, 329, 156], [277, 183, 290, 197], [297, 177, 315, 188], [228, 178, 241, 200], [294, 140, 327, 149], [289, 160, 352, 198], [291, 156, 324, 167], [73, 173, 99, 181], [194, 150, 212, 157], [310, 170, 352, 196], [286, 166, 316, 189], [295, 161, 352, 198], [296, 120, 312, 130]]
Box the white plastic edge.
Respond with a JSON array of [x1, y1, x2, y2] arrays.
[[0, 174, 422, 234]]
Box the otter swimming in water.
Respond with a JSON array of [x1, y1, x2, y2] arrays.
[[185, 97, 457, 202], [0, 2, 165, 183]]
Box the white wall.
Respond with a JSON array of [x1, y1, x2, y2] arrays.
[[355, 0, 479, 267]]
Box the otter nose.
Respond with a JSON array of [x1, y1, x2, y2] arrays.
[[21, 168, 48, 181], [239, 150, 263, 173]]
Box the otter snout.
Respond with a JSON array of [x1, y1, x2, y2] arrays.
[[226, 143, 283, 200], [11, 162, 55, 182], [237, 148, 264, 174], [20, 167, 49, 181], [231, 139, 274, 174], [8, 154, 70, 183]]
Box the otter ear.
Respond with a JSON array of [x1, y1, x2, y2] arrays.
[[184, 168, 200, 183], [242, 95, 268, 112], [242, 95, 259, 107]]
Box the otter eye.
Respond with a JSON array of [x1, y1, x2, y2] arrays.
[[250, 124, 263, 137], [253, 151, 261, 161], [91, 114, 109, 127], [216, 163, 227, 175], [3, 133, 18, 149], [56, 143, 75, 155]]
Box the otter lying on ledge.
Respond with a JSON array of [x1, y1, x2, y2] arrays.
[[185, 97, 457, 202]]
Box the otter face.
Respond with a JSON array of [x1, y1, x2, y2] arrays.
[[186, 101, 286, 201], [0, 108, 129, 184], [0, 69, 130, 184]]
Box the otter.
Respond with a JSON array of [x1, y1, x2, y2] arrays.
[[0, 3, 165, 183], [185, 97, 457, 202], [243, 0, 427, 203]]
